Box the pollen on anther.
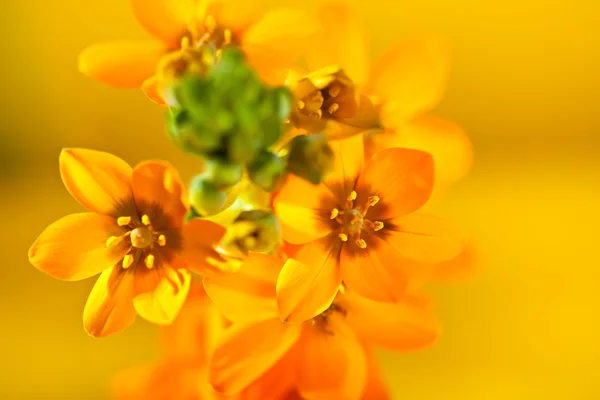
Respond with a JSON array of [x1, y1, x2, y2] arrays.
[[224, 29, 232, 45], [355, 239, 367, 249], [180, 36, 190, 49], [347, 191, 357, 201], [117, 216, 131, 226], [106, 236, 121, 248], [339, 233, 348, 242], [328, 103, 339, 114], [145, 254, 155, 269], [373, 221, 384, 231], [330, 208, 339, 219], [329, 85, 341, 98], [315, 109, 323, 119], [141, 215, 151, 226], [368, 195, 380, 206], [158, 234, 166, 246], [122, 254, 134, 269]]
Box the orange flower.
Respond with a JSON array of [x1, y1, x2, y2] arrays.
[[78, 0, 318, 101], [204, 253, 439, 399], [273, 135, 464, 322], [303, 1, 472, 190], [28, 148, 225, 337]]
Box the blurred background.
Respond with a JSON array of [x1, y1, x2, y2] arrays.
[[2, 0, 600, 398]]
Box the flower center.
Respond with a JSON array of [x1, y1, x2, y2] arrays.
[[309, 303, 347, 334], [330, 191, 385, 249], [105, 215, 167, 270]]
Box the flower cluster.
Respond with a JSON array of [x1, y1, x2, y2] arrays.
[[30, 0, 473, 399]]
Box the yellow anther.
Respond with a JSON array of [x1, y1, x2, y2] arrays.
[[243, 236, 257, 250], [298, 100, 306, 110], [122, 254, 134, 269], [205, 15, 217, 33], [145, 254, 155, 269], [141, 215, 151, 226], [117, 216, 131, 226], [339, 233, 348, 242], [106, 236, 121, 248], [158, 234, 166, 247], [328, 103, 339, 114], [180, 36, 190, 49], [330, 208, 339, 219], [373, 221, 384, 231], [355, 239, 367, 249], [315, 109, 323, 119], [224, 29, 232, 45], [368, 195, 380, 206], [329, 85, 341, 98], [347, 191, 357, 201]]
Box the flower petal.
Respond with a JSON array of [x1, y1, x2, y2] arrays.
[[59, 148, 133, 216], [78, 41, 166, 89], [131, 0, 193, 45], [141, 75, 166, 105], [341, 291, 440, 351], [209, 319, 302, 394], [83, 265, 137, 338], [242, 9, 319, 71], [241, 346, 299, 400], [131, 160, 188, 228], [297, 315, 367, 400], [181, 219, 227, 276], [212, 0, 265, 35], [305, 2, 369, 85], [378, 115, 473, 190], [324, 134, 364, 202], [384, 213, 465, 263], [356, 147, 434, 220], [340, 233, 408, 303], [426, 240, 480, 284], [29, 213, 130, 281], [273, 175, 334, 245], [276, 236, 342, 323], [204, 253, 282, 323], [365, 37, 450, 124], [362, 346, 391, 400], [133, 267, 191, 325]]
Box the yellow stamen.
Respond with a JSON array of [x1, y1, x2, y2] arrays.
[[339, 233, 348, 242], [105, 236, 122, 248], [205, 15, 217, 33], [180, 36, 190, 49], [330, 208, 339, 219], [328, 103, 339, 114], [122, 254, 134, 269], [224, 29, 232, 45], [347, 191, 357, 201], [329, 85, 341, 98], [298, 100, 306, 110], [373, 221, 384, 231], [158, 234, 166, 247], [368, 195, 380, 206], [117, 216, 131, 226], [315, 109, 323, 119], [355, 239, 367, 249], [141, 215, 151, 226], [145, 254, 155, 269], [243, 236, 257, 250]]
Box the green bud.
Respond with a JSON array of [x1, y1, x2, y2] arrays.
[[204, 157, 243, 189], [189, 175, 227, 216], [184, 206, 203, 222], [166, 109, 222, 154], [286, 134, 335, 184], [248, 150, 285, 192], [228, 210, 281, 254]]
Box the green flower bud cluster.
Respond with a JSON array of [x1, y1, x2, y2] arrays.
[[166, 47, 293, 215], [284, 134, 336, 185]]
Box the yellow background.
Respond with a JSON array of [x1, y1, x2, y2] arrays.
[[2, 0, 600, 398]]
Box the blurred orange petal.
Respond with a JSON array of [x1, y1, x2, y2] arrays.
[[181, 219, 226, 276], [213, 0, 265, 35], [131, 161, 188, 228], [241, 347, 298, 400], [306, 1, 369, 85], [83, 265, 137, 338], [297, 315, 367, 400], [365, 37, 450, 124], [342, 291, 440, 351], [131, 0, 193, 45], [340, 233, 407, 303], [59, 148, 133, 216], [356, 148, 434, 220], [204, 253, 282, 323], [141, 76, 166, 105], [426, 240, 481, 285], [325, 134, 364, 201], [210, 319, 302, 395], [78, 41, 166, 89], [386, 213, 465, 263], [277, 236, 342, 323], [29, 213, 129, 281], [133, 267, 191, 325], [273, 176, 334, 245], [361, 347, 391, 400]]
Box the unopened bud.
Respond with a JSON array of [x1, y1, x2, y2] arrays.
[[285, 134, 335, 184], [248, 151, 285, 192], [189, 175, 227, 216], [227, 210, 281, 254], [205, 157, 243, 189]]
